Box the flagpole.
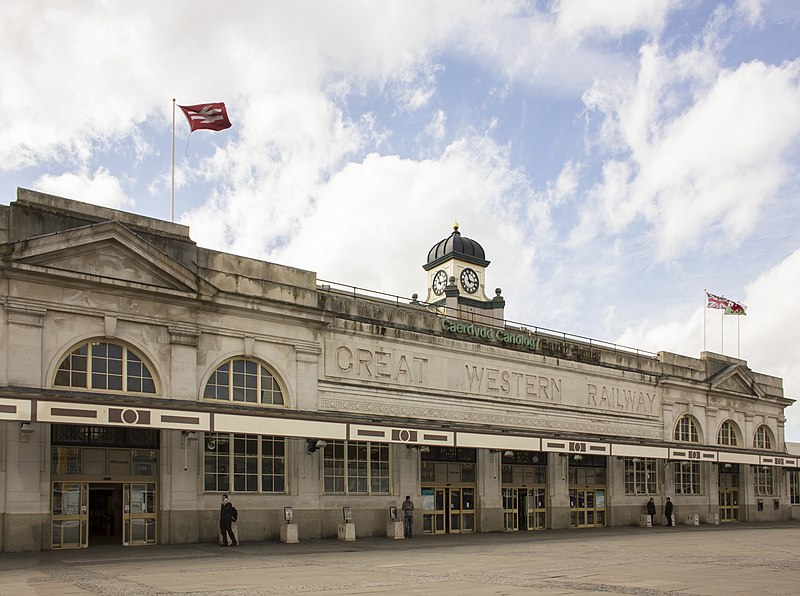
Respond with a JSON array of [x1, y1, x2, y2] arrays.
[[171, 98, 176, 223], [703, 289, 707, 352], [737, 315, 741, 358], [720, 308, 724, 355]]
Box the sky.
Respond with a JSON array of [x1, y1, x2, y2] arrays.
[[2, 0, 800, 442]]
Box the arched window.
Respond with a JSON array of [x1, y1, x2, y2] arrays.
[[674, 415, 700, 443], [717, 420, 739, 447], [203, 358, 285, 405], [674, 415, 702, 495], [754, 425, 773, 450], [54, 340, 156, 394]]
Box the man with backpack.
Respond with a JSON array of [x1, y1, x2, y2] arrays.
[[220, 494, 238, 546]]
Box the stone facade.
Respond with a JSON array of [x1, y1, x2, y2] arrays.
[[0, 188, 797, 552]]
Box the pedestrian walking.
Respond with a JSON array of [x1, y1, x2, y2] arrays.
[[220, 494, 238, 546]]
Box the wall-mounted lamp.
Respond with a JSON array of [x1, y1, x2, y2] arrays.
[[573, 454, 584, 462], [181, 430, 198, 470], [181, 430, 198, 444], [503, 450, 514, 458], [307, 439, 327, 454], [19, 422, 34, 442], [631, 457, 641, 464], [406, 444, 430, 453], [723, 463, 732, 470]]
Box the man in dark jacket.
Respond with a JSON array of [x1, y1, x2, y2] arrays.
[[664, 497, 674, 526], [220, 494, 238, 546], [646, 497, 656, 526], [401, 496, 415, 538]]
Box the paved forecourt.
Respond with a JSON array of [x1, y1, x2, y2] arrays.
[[1, 523, 798, 595]]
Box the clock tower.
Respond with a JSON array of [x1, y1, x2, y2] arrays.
[[423, 224, 504, 323]]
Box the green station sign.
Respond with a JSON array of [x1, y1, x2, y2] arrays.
[[440, 318, 600, 362]]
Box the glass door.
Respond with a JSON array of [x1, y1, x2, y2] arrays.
[[570, 489, 592, 527], [422, 486, 475, 534], [502, 488, 518, 531], [52, 482, 88, 549], [719, 489, 739, 522], [123, 482, 157, 545], [423, 487, 447, 534], [449, 488, 463, 533], [526, 488, 547, 530], [459, 487, 475, 532]]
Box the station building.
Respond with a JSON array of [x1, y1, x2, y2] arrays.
[[0, 187, 798, 551]]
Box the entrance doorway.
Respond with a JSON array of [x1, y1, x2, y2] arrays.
[[51, 481, 157, 548], [420, 447, 477, 535], [502, 488, 546, 531], [50, 424, 160, 549], [422, 486, 475, 534], [719, 489, 739, 522], [89, 484, 122, 544], [568, 455, 607, 528], [570, 489, 606, 527], [719, 465, 740, 522]]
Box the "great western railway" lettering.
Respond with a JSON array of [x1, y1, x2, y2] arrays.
[[465, 365, 562, 402], [587, 384, 657, 414]]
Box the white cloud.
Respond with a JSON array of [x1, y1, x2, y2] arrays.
[[734, 0, 764, 25], [268, 135, 544, 302], [0, 0, 684, 175], [579, 42, 800, 259], [554, 0, 677, 38], [33, 168, 133, 210]]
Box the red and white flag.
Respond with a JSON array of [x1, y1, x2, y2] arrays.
[[705, 291, 730, 309], [725, 300, 747, 316], [178, 102, 232, 132]]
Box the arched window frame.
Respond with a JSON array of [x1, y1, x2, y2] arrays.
[[674, 414, 702, 495], [754, 425, 774, 450], [674, 415, 701, 444], [53, 339, 158, 394], [203, 357, 286, 406], [717, 420, 739, 447]]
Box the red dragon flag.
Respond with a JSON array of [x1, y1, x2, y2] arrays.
[[724, 300, 747, 316], [705, 291, 730, 309], [178, 102, 232, 132]]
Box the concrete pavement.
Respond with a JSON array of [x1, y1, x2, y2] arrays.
[[1, 522, 799, 595]]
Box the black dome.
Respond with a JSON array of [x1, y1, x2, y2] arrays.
[[424, 224, 490, 270]]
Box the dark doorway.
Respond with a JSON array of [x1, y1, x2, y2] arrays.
[[88, 484, 123, 544]]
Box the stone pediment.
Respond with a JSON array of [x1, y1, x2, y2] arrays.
[[10, 221, 200, 294], [708, 364, 765, 399]]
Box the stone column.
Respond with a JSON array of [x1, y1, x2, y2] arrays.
[[549, 454, 570, 529], [477, 449, 502, 532]]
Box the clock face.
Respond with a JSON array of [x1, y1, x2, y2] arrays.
[[460, 268, 479, 294], [432, 270, 448, 296]]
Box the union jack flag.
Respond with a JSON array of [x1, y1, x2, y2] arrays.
[[178, 102, 232, 132], [705, 291, 730, 309]]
